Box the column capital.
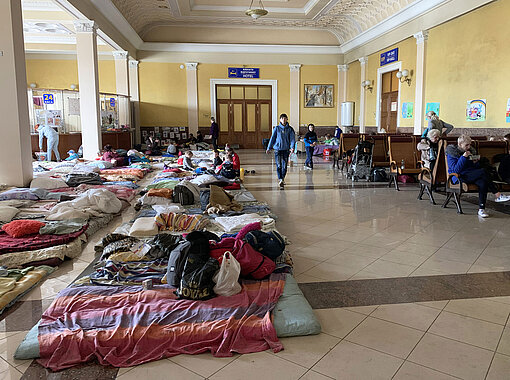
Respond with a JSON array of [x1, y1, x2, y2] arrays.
[[73, 20, 97, 33], [129, 60, 139, 68], [112, 50, 128, 60], [185, 62, 198, 70], [289, 64, 302, 72], [414, 30, 429, 44], [337, 64, 349, 72], [358, 57, 368, 65]]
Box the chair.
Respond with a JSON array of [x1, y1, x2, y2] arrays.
[[368, 135, 390, 167], [388, 136, 422, 190], [418, 139, 447, 204], [337, 133, 362, 171]]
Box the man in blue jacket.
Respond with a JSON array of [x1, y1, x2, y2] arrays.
[[446, 134, 510, 218], [266, 113, 295, 188]]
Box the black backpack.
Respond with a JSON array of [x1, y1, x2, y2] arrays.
[[244, 230, 285, 260], [372, 169, 388, 182], [173, 185, 195, 205]]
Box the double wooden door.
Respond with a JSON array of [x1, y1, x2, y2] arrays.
[[216, 85, 272, 149], [380, 70, 399, 133]]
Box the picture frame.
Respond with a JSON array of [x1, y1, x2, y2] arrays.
[[304, 84, 334, 108]]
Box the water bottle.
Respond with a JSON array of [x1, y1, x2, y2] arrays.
[[400, 159, 405, 170]]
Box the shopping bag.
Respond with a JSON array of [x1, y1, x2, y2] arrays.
[[290, 152, 298, 165], [213, 251, 242, 296]]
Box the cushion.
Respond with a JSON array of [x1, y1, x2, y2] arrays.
[[0, 206, 19, 223], [129, 217, 158, 237], [0, 189, 39, 201], [2, 220, 45, 238], [14, 322, 40, 360], [140, 194, 175, 206], [272, 274, 321, 337], [30, 177, 68, 190]]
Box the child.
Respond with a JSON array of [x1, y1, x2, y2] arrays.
[[65, 149, 79, 161], [303, 124, 317, 170], [213, 149, 223, 169], [167, 139, 177, 155], [216, 153, 237, 179], [182, 150, 196, 171], [225, 147, 240, 174]]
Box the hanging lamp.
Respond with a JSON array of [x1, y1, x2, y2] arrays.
[[245, 0, 268, 19]]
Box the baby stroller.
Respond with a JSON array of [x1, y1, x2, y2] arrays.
[[347, 140, 374, 181]]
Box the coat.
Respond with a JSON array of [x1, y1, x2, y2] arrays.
[[267, 123, 295, 152]]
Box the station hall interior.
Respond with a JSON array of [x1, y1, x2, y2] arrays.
[[2, 0, 510, 379]]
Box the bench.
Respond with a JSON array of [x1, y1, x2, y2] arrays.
[[388, 136, 422, 191]]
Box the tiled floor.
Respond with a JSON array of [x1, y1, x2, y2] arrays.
[[2, 150, 510, 379]]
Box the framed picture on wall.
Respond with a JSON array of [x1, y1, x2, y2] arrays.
[[304, 84, 334, 108]]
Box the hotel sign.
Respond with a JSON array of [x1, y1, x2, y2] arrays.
[[228, 68, 260, 78]]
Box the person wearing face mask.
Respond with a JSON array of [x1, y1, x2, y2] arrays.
[[446, 134, 510, 218]]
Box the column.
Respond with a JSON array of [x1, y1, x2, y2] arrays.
[[414, 30, 429, 135], [129, 60, 141, 144], [0, 0, 33, 186], [74, 20, 102, 160], [113, 50, 129, 96], [359, 57, 368, 133], [185, 62, 199, 135], [337, 64, 349, 127], [289, 64, 302, 129]]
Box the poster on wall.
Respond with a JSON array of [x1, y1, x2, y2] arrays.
[[425, 102, 440, 119], [36, 109, 62, 127], [67, 98, 80, 116], [402, 102, 414, 118], [466, 99, 486, 121], [506, 99, 510, 123]]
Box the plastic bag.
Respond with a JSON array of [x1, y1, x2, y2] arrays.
[[290, 152, 298, 165], [213, 251, 242, 296]]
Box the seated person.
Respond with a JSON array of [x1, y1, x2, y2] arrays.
[[335, 126, 343, 139], [166, 140, 178, 155], [213, 149, 223, 169], [446, 134, 510, 218], [196, 130, 204, 143], [102, 144, 125, 167], [417, 129, 440, 170], [186, 134, 197, 146], [225, 147, 240, 173], [65, 149, 79, 161], [324, 133, 339, 146], [182, 150, 196, 171], [145, 136, 161, 155], [216, 153, 237, 179]]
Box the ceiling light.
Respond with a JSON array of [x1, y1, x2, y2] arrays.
[[245, 0, 268, 20]]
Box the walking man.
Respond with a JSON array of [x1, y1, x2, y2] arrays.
[[210, 117, 219, 150], [266, 113, 295, 188]]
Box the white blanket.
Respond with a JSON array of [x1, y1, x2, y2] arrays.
[[214, 213, 275, 233], [46, 188, 122, 221]]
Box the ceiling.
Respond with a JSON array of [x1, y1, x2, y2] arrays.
[[110, 0, 417, 45]]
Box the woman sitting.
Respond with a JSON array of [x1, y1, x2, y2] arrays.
[[446, 134, 510, 218], [417, 129, 440, 170], [102, 144, 125, 167]]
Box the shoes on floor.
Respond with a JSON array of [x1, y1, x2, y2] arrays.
[[251, 170, 256, 174], [478, 209, 489, 218], [279, 179, 284, 188], [495, 194, 510, 202], [303, 165, 312, 170]]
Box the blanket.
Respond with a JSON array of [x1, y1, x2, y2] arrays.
[[37, 273, 285, 370], [214, 213, 275, 233], [205, 185, 243, 215], [75, 184, 136, 202], [0, 228, 86, 255]]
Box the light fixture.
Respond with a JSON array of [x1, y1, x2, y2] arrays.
[[245, 0, 268, 20], [70, 84, 77, 90], [362, 80, 373, 93], [396, 69, 411, 86], [29, 83, 37, 89]]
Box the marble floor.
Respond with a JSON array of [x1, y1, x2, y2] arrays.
[[2, 150, 510, 379]]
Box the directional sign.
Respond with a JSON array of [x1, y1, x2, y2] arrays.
[[228, 68, 260, 78], [380, 48, 398, 66]]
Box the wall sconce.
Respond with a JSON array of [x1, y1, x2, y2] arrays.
[[70, 84, 77, 90], [396, 69, 411, 86], [362, 80, 373, 93], [29, 83, 37, 89]]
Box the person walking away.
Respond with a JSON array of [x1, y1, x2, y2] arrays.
[[210, 117, 219, 150], [266, 113, 295, 188], [38, 124, 60, 161], [303, 124, 318, 170]]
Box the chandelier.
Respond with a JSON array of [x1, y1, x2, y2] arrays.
[[245, 0, 268, 19]]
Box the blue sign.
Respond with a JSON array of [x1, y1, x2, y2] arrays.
[[109, 98, 116, 107], [228, 68, 260, 78], [43, 94, 54, 104], [380, 48, 399, 66]]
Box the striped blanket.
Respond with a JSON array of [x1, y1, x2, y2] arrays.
[[37, 273, 286, 370], [155, 212, 208, 232]]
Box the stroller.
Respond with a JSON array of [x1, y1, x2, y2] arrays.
[[347, 140, 374, 181]]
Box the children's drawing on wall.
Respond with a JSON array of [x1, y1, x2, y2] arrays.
[[402, 102, 413, 118], [425, 102, 440, 120], [466, 99, 486, 121], [506, 99, 510, 123]]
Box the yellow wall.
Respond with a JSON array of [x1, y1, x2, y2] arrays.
[[300, 65, 338, 126], [139, 62, 188, 126], [347, 60, 360, 125], [425, 0, 510, 129], [25, 59, 116, 93]]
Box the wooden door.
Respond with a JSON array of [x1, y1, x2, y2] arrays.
[[380, 70, 399, 133]]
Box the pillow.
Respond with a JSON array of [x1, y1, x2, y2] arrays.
[[139, 194, 175, 206], [2, 220, 45, 238], [0, 189, 39, 201], [129, 217, 158, 237], [30, 177, 68, 190], [0, 206, 19, 223]]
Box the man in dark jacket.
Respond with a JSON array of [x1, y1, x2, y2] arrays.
[[266, 113, 295, 188], [210, 117, 219, 150], [446, 134, 510, 218]]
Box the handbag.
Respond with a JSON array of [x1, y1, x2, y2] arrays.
[[213, 252, 242, 297]]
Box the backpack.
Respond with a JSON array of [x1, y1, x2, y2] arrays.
[[233, 240, 275, 279], [372, 169, 388, 182], [167, 240, 191, 287], [244, 230, 285, 260], [173, 185, 195, 205], [175, 257, 219, 300], [220, 161, 237, 179]]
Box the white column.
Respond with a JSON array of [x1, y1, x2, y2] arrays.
[[74, 20, 102, 160], [185, 62, 199, 135], [113, 50, 130, 96], [337, 64, 349, 127], [0, 0, 33, 186], [129, 60, 141, 144], [359, 57, 368, 133], [414, 30, 429, 135], [289, 64, 302, 129]]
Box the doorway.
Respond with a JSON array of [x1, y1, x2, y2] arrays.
[[380, 70, 399, 133], [216, 85, 272, 149]]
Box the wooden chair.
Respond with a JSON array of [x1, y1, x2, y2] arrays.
[[336, 133, 362, 171], [418, 139, 447, 204], [368, 135, 390, 167], [443, 140, 510, 213], [388, 136, 422, 190]]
